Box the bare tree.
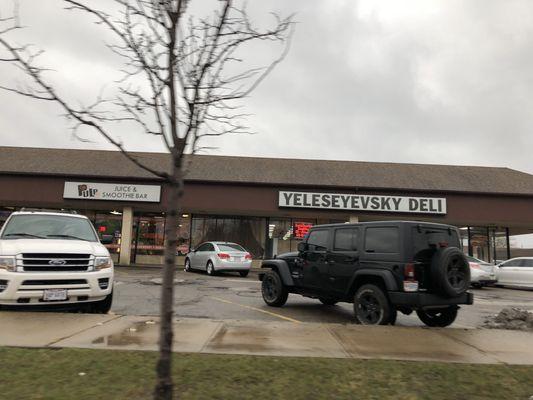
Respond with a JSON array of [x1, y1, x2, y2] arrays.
[[0, 1, 293, 398]]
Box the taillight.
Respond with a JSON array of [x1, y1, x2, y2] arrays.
[[404, 263, 415, 279], [245, 253, 252, 260], [470, 262, 481, 270], [403, 263, 419, 292], [217, 253, 230, 260]]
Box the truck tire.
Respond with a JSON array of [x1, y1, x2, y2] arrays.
[[90, 292, 113, 314], [416, 306, 458, 327], [261, 271, 288, 307], [431, 247, 470, 297], [353, 284, 395, 325]]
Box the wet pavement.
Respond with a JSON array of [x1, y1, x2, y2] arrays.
[[112, 267, 533, 328], [2, 312, 533, 364]]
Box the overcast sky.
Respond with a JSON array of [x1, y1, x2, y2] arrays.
[[1, 0, 533, 174]]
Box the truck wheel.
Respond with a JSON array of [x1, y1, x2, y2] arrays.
[[261, 271, 288, 307], [416, 306, 458, 327], [431, 247, 470, 297], [90, 292, 113, 314], [319, 297, 338, 306], [353, 284, 394, 325]]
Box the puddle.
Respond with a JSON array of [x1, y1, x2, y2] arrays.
[[91, 321, 158, 346]]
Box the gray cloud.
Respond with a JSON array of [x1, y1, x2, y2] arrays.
[[1, 0, 533, 173]]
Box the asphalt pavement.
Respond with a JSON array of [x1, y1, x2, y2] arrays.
[[112, 267, 533, 328]]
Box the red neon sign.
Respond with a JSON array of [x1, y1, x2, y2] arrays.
[[293, 222, 313, 239]]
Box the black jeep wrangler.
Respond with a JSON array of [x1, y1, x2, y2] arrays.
[[259, 221, 473, 327]]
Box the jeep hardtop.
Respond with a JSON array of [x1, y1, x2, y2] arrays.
[[259, 221, 472, 327]]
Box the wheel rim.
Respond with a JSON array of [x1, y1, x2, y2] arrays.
[[356, 292, 383, 324], [207, 263, 213, 274], [446, 256, 468, 291], [262, 275, 279, 302], [185, 260, 190, 271]]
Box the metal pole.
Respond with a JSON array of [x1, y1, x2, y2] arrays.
[[506, 227, 511, 260], [467, 227, 473, 256], [493, 229, 497, 262], [486, 227, 491, 263]]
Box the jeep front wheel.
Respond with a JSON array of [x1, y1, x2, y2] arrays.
[[353, 284, 394, 325], [261, 271, 288, 307], [416, 306, 458, 327]]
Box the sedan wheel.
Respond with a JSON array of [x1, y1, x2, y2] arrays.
[[206, 261, 216, 276], [184, 259, 191, 272]]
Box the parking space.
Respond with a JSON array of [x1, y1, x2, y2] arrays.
[[112, 267, 533, 328]]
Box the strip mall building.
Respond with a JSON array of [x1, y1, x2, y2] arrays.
[[1, 146, 533, 265]]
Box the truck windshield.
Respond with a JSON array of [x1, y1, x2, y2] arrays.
[[1, 215, 98, 242]]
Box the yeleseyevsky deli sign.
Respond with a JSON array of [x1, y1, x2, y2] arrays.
[[279, 191, 446, 215], [64, 182, 161, 203]]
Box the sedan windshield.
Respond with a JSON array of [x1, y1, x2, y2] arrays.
[[1, 215, 98, 242]]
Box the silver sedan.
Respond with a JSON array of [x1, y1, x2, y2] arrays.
[[184, 241, 252, 277]]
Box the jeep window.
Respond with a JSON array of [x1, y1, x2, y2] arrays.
[[334, 228, 358, 251], [1, 215, 98, 242], [306, 229, 329, 251], [364, 227, 399, 253], [412, 226, 460, 260]]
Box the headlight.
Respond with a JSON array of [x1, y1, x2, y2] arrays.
[[94, 257, 112, 270], [0, 256, 16, 272]]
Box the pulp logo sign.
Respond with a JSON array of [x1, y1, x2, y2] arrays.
[[64, 182, 161, 203], [77, 184, 98, 198], [279, 191, 446, 215]]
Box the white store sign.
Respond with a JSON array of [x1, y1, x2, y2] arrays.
[[279, 191, 446, 215], [64, 182, 161, 203]]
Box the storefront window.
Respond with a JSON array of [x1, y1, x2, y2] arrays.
[[177, 214, 191, 255], [94, 212, 122, 263], [266, 218, 318, 257], [190, 215, 266, 258]]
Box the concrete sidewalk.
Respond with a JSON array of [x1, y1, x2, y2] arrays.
[[1, 312, 533, 365]]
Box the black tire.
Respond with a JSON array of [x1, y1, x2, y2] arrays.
[[239, 271, 249, 278], [471, 282, 482, 289], [90, 291, 113, 314], [416, 306, 458, 327], [206, 260, 216, 276], [431, 247, 470, 297], [261, 271, 288, 307], [319, 297, 338, 306], [353, 284, 394, 325], [184, 258, 192, 272]]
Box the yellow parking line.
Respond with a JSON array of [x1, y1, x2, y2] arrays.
[[210, 296, 301, 324]]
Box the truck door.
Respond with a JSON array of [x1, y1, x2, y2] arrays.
[[326, 227, 359, 295], [301, 229, 330, 291]]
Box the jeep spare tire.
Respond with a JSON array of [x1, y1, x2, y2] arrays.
[[431, 247, 470, 297]]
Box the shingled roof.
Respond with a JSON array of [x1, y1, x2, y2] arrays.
[[1, 146, 533, 196]]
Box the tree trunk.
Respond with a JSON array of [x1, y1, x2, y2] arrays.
[[154, 175, 181, 400]]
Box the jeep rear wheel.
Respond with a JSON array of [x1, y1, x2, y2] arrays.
[[353, 284, 394, 325], [261, 271, 288, 307], [416, 306, 458, 327], [431, 247, 470, 297]]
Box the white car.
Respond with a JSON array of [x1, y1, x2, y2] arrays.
[[466, 255, 497, 288], [0, 210, 114, 312], [495, 257, 533, 289], [184, 241, 252, 277]]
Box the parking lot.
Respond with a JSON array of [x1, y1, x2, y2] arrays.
[[112, 267, 533, 328]]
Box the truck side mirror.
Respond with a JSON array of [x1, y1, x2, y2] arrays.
[[297, 242, 308, 252]]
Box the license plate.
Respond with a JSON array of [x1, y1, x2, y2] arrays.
[[43, 289, 68, 301]]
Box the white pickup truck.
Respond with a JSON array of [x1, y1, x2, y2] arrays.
[[0, 210, 114, 313]]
